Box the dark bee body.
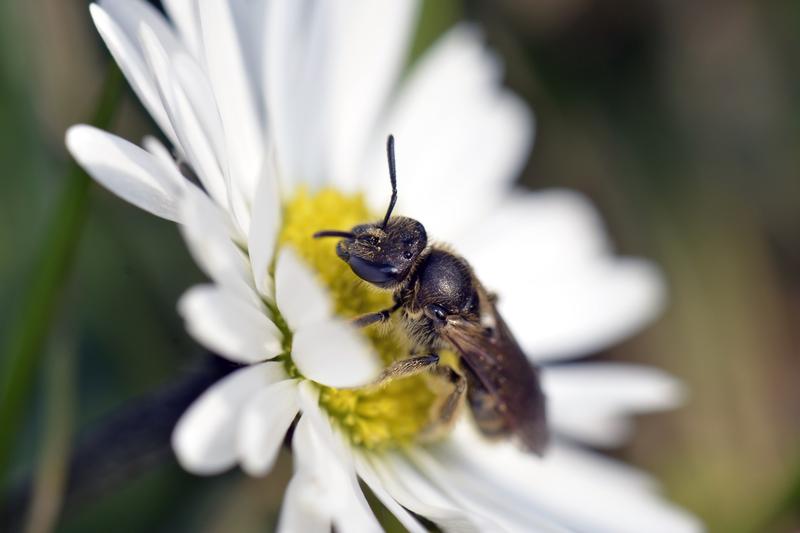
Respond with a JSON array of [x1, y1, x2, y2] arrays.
[[398, 244, 547, 452], [396, 248, 478, 350], [315, 137, 548, 454]]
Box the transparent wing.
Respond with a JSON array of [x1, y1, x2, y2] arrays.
[[442, 286, 548, 454]]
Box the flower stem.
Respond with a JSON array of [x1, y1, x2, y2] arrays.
[[0, 66, 123, 484], [22, 336, 75, 533]]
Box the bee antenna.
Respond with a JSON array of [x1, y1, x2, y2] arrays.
[[382, 134, 398, 228]]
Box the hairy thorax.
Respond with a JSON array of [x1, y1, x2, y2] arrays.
[[397, 246, 480, 353]]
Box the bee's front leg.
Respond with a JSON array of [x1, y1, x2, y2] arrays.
[[352, 300, 402, 327]]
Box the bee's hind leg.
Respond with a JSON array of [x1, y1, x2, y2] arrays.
[[420, 366, 467, 441], [434, 366, 467, 425]]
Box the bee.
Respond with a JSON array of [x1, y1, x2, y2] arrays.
[[314, 136, 548, 454]]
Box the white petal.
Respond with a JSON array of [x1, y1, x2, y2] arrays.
[[267, 0, 354, 187], [141, 135, 187, 191], [179, 188, 256, 301], [161, 0, 202, 57], [411, 449, 567, 533], [457, 189, 666, 361], [178, 285, 281, 364], [407, 447, 568, 532], [90, 2, 177, 143], [543, 363, 685, 447], [547, 446, 703, 533], [278, 474, 332, 533], [292, 320, 381, 388], [238, 379, 300, 476], [274, 248, 331, 330], [295, 381, 351, 463], [553, 413, 632, 449], [98, 1, 189, 147], [361, 25, 533, 238], [363, 452, 488, 532], [433, 422, 702, 533], [66, 125, 181, 220], [248, 154, 281, 299], [292, 386, 338, 476], [99, 0, 182, 54], [290, 387, 382, 533], [171, 50, 254, 236], [277, 418, 349, 532], [138, 24, 232, 212], [353, 454, 436, 533], [455, 189, 608, 277], [263, 0, 313, 186], [265, 1, 415, 191], [503, 258, 666, 361], [172, 362, 287, 475], [198, 0, 264, 201], [321, 0, 420, 189], [224, 1, 269, 105]]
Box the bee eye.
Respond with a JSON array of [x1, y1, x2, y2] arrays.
[[403, 251, 413, 259], [428, 304, 447, 321]]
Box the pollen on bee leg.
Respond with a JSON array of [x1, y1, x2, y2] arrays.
[[278, 187, 447, 450]]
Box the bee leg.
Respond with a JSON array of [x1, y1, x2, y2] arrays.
[[368, 354, 440, 387], [420, 367, 467, 440], [433, 366, 467, 424], [352, 301, 402, 328]]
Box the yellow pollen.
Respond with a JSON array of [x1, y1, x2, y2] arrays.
[[278, 187, 439, 450]]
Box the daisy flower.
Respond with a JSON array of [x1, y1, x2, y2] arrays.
[[67, 0, 701, 531]]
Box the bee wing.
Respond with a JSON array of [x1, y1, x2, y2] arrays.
[[441, 289, 548, 454]]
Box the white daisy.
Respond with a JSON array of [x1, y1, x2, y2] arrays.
[[66, 0, 701, 531]]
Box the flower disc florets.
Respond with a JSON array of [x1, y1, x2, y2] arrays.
[[279, 188, 440, 450]]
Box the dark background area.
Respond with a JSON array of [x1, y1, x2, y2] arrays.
[[1, 1, 798, 531]]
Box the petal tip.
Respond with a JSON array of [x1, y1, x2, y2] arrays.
[[64, 124, 95, 155]]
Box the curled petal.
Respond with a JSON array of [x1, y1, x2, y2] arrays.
[[66, 125, 182, 221]]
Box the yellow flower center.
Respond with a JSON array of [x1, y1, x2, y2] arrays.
[[278, 188, 440, 450]]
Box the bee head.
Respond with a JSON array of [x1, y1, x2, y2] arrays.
[[329, 217, 427, 288], [314, 135, 428, 288]]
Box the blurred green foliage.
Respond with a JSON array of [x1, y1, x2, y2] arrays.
[[1, 0, 799, 532]]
